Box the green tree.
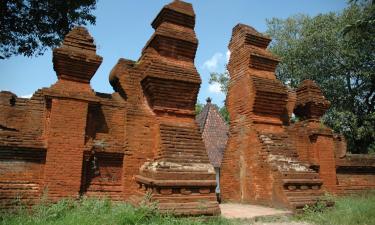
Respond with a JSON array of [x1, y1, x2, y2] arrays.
[[343, 0, 375, 34], [209, 70, 230, 123], [266, 0, 375, 153], [210, 1, 375, 153], [209, 69, 229, 95], [0, 0, 97, 59], [195, 102, 204, 115], [219, 106, 229, 124]]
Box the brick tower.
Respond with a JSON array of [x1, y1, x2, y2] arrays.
[[110, 0, 220, 215], [289, 80, 337, 193], [44, 27, 103, 200], [220, 24, 329, 211]]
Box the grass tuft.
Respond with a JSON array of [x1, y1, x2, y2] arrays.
[[294, 191, 375, 225], [1, 192, 375, 225], [0, 197, 232, 225]]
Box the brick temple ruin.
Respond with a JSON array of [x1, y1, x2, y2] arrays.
[[0, 1, 219, 215], [220, 24, 375, 211], [1, 0, 374, 215]]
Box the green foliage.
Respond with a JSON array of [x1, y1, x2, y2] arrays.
[[301, 193, 335, 214], [195, 102, 204, 115], [2, 194, 375, 225], [208, 1, 375, 153], [0, 198, 233, 225], [209, 69, 229, 95], [295, 191, 375, 225], [343, 0, 375, 34], [219, 106, 230, 124], [266, 1, 375, 153], [208, 69, 230, 123], [0, 0, 97, 59]]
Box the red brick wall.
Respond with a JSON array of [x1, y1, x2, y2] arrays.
[[311, 135, 337, 192], [43, 98, 88, 200], [336, 155, 375, 194], [220, 72, 251, 202], [82, 152, 124, 200], [220, 53, 277, 205], [0, 149, 45, 209], [0, 90, 46, 141], [110, 60, 159, 198], [337, 173, 375, 194]]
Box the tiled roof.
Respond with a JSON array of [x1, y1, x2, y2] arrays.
[[196, 98, 229, 168]]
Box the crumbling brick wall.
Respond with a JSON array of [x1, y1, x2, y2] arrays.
[[0, 0, 219, 216], [221, 24, 333, 211], [0, 26, 128, 207], [335, 148, 375, 194], [0, 90, 47, 209], [111, 1, 220, 215], [1, 1, 374, 214], [221, 23, 375, 211]]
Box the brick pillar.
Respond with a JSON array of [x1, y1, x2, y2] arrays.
[[43, 26, 102, 200], [121, 1, 220, 216], [44, 98, 88, 199], [294, 80, 337, 193], [312, 135, 337, 192]]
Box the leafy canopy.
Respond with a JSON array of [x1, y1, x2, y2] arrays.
[[210, 1, 375, 153], [0, 0, 97, 59], [266, 0, 375, 153]]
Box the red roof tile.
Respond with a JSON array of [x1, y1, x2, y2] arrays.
[[196, 98, 229, 168]]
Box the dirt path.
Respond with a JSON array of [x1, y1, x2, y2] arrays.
[[220, 203, 292, 219], [220, 203, 312, 225]]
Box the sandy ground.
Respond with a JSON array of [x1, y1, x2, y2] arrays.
[[220, 203, 292, 219], [220, 203, 312, 225]]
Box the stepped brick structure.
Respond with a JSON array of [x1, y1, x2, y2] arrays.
[[0, 1, 219, 215], [220, 24, 375, 211], [1, 2, 374, 214], [196, 98, 229, 199], [118, 0, 220, 215], [0, 26, 127, 208]]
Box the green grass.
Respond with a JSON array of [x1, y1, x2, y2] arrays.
[[294, 191, 375, 225], [0, 197, 232, 225], [1, 192, 375, 225]]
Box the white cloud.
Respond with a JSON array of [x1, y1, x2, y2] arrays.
[[21, 94, 32, 98], [226, 50, 231, 63], [208, 82, 221, 94], [202, 53, 224, 72]]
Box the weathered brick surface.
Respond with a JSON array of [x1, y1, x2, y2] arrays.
[[336, 154, 375, 194], [115, 1, 220, 215], [44, 98, 88, 200], [0, 148, 45, 209], [0, 0, 219, 216], [0, 26, 127, 207], [220, 23, 374, 211], [0, 1, 374, 214]]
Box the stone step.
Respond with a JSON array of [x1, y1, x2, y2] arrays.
[[282, 178, 323, 185], [157, 157, 210, 163], [160, 148, 207, 154], [284, 190, 325, 197]]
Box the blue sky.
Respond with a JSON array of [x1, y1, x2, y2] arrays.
[[0, 0, 347, 107]]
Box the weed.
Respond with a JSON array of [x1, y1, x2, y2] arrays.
[[295, 191, 375, 225]]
